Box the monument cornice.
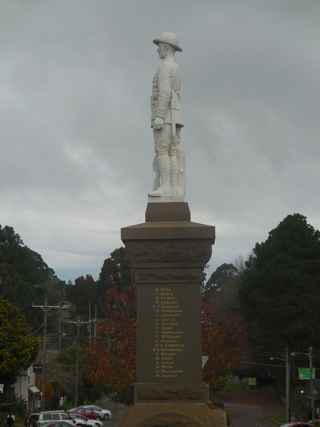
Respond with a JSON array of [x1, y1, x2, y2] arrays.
[[121, 221, 215, 242]]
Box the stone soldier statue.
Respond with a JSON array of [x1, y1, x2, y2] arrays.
[[149, 32, 185, 199]]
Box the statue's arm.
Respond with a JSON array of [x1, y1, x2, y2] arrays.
[[156, 64, 171, 121]]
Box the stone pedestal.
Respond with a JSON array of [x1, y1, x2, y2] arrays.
[[119, 402, 227, 427], [120, 202, 226, 426]]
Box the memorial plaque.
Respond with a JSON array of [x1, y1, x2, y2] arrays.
[[137, 282, 201, 385]]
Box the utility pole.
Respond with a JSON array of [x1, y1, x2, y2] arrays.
[[309, 346, 315, 423], [270, 349, 291, 423], [58, 308, 63, 351], [291, 355, 296, 420], [42, 295, 48, 411], [75, 319, 80, 407], [64, 318, 91, 406], [88, 303, 92, 347], [285, 347, 291, 423], [94, 305, 97, 342], [32, 299, 71, 409]]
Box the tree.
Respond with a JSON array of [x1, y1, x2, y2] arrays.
[[240, 213, 320, 355], [0, 225, 56, 286], [0, 225, 63, 329], [47, 345, 92, 405], [97, 248, 131, 316], [0, 298, 39, 395], [204, 263, 238, 294], [66, 275, 97, 318], [201, 301, 246, 389], [86, 286, 136, 402]]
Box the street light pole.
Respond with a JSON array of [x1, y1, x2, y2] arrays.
[[285, 347, 291, 423], [42, 296, 48, 410], [309, 346, 315, 424], [75, 319, 80, 407], [291, 348, 317, 422], [270, 349, 291, 423]]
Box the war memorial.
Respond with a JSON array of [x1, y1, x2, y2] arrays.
[[120, 33, 226, 427]]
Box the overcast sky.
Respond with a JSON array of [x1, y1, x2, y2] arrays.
[[1, 0, 319, 281]]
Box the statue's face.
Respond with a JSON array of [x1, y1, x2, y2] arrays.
[[157, 42, 169, 59]]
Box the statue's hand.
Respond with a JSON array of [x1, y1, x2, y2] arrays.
[[153, 117, 164, 130]]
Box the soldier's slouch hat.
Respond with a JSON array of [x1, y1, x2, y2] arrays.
[[153, 32, 182, 52]]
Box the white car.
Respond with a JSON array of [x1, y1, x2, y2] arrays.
[[68, 414, 102, 427], [78, 406, 112, 420], [41, 422, 75, 427], [38, 412, 74, 427]]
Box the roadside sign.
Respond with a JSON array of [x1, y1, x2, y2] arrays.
[[248, 377, 257, 386], [298, 368, 316, 380]]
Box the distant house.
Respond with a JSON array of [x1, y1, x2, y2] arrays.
[[14, 365, 41, 411]]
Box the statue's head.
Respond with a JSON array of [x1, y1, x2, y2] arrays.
[[153, 32, 182, 58]]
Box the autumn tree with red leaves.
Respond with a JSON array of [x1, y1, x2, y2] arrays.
[[86, 286, 136, 401], [201, 300, 247, 388]]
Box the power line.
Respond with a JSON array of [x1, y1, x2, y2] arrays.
[[32, 298, 71, 410], [63, 318, 92, 407]]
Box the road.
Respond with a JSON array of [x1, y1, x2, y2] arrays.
[[98, 402, 127, 427], [221, 389, 284, 427], [101, 389, 284, 426], [225, 402, 265, 427]]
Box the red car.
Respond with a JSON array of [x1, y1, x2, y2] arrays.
[[69, 410, 97, 421]]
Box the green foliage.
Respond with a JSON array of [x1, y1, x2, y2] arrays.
[[98, 248, 130, 290], [97, 248, 130, 315], [66, 275, 97, 318], [62, 398, 75, 411], [48, 344, 100, 404], [205, 263, 239, 293], [0, 225, 56, 285], [0, 298, 39, 387], [0, 225, 63, 329], [240, 213, 320, 354], [207, 263, 238, 288], [11, 398, 27, 416], [55, 346, 84, 395]]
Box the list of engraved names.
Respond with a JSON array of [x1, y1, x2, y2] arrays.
[[153, 287, 185, 379]]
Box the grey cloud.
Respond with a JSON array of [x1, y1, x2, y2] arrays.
[[1, 0, 319, 280]]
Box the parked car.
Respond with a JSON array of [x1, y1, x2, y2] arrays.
[[38, 411, 74, 427], [69, 410, 97, 421], [78, 406, 112, 420], [42, 422, 76, 427], [68, 413, 103, 427], [67, 414, 87, 427]]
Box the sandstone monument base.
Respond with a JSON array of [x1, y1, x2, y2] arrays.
[[120, 402, 227, 427], [120, 203, 227, 427]]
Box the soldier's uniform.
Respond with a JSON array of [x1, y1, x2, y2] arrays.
[[151, 57, 183, 130]]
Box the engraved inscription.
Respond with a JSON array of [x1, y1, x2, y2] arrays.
[[135, 269, 199, 284], [153, 287, 185, 379]]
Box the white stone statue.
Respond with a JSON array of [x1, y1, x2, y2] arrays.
[[149, 32, 185, 200]]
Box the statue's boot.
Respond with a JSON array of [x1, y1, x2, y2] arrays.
[[149, 154, 171, 197]]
